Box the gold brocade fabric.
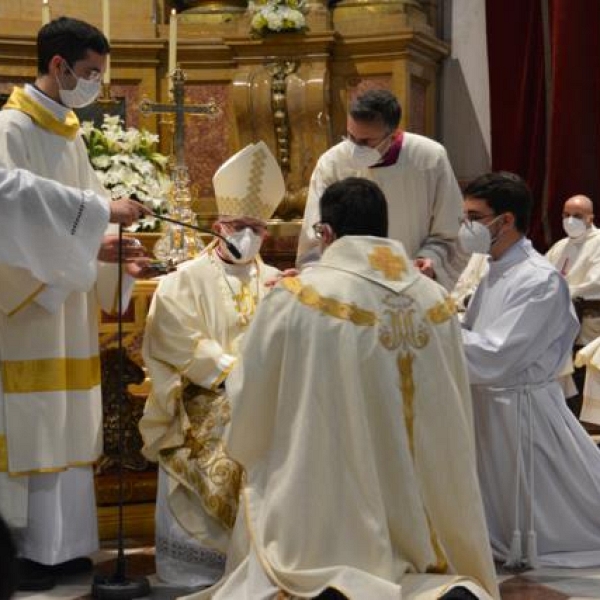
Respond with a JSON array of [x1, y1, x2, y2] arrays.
[[159, 381, 243, 531], [3, 87, 80, 140]]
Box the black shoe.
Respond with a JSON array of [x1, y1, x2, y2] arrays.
[[49, 556, 94, 577], [439, 586, 478, 600], [17, 558, 56, 592]]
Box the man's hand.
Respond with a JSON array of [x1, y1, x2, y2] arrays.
[[414, 257, 436, 279], [98, 235, 156, 279], [109, 198, 153, 226]]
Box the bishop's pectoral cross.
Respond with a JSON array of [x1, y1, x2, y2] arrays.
[[139, 67, 220, 167]]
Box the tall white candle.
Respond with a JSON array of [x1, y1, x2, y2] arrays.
[[102, 0, 111, 84], [168, 9, 177, 76], [41, 0, 51, 25]]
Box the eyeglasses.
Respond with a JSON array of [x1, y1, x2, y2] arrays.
[[342, 131, 393, 150], [221, 220, 267, 235], [312, 222, 328, 239], [461, 213, 497, 231]]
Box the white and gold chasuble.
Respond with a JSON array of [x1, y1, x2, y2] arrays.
[[140, 243, 279, 552], [188, 237, 499, 600], [0, 85, 128, 526]]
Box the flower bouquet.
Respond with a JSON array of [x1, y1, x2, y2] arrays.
[[81, 115, 171, 232], [249, 0, 307, 35]]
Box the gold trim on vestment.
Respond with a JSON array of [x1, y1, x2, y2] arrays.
[[2, 355, 101, 394], [161, 386, 242, 531], [3, 87, 80, 140], [210, 361, 236, 391], [368, 246, 407, 280], [7, 283, 46, 317], [426, 296, 457, 325], [0, 433, 95, 474], [0, 435, 7, 472], [280, 277, 378, 326]]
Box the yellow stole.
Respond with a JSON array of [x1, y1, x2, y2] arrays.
[[3, 86, 80, 140]]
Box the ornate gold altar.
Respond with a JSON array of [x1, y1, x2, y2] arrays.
[[0, 0, 449, 539]]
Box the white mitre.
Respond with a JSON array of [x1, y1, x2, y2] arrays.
[[213, 141, 285, 221]]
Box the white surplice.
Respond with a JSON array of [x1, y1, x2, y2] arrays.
[[140, 244, 279, 586], [462, 237, 600, 568], [546, 225, 600, 345], [296, 133, 463, 289], [0, 167, 109, 288], [187, 236, 499, 600], [0, 85, 132, 563]]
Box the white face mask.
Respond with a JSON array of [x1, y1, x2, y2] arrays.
[[342, 139, 382, 169], [57, 63, 101, 108], [563, 216, 587, 239], [225, 228, 262, 263], [458, 221, 492, 255]]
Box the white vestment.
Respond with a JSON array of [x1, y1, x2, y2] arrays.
[[0, 85, 132, 564], [140, 245, 279, 586], [188, 236, 499, 600], [0, 167, 109, 288], [546, 225, 600, 345], [462, 237, 600, 568], [296, 133, 463, 289]]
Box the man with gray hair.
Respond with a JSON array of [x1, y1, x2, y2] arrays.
[[297, 89, 463, 289]]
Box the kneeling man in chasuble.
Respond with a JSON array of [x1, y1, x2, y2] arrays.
[[0, 17, 150, 592], [139, 141, 285, 588], [188, 178, 499, 600]]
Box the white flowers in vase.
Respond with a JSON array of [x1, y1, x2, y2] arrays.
[[249, 0, 307, 35], [81, 115, 171, 232]]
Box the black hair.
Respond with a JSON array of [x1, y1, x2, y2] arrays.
[[349, 89, 402, 132], [463, 171, 533, 233], [37, 17, 110, 74], [320, 177, 388, 238]]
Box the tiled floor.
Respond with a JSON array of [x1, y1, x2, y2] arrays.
[[14, 546, 600, 600]]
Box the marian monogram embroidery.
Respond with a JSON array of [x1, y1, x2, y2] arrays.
[[378, 294, 430, 352]]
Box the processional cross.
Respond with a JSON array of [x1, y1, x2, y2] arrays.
[[139, 67, 220, 263], [139, 67, 220, 167]]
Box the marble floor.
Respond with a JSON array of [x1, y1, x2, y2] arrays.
[[13, 543, 600, 600]]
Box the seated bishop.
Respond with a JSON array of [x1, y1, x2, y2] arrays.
[[139, 141, 284, 588]]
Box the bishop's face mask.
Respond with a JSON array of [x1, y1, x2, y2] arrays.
[[562, 216, 587, 239], [57, 61, 102, 108], [224, 227, 263, 264]]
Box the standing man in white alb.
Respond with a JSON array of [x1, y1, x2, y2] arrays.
[[296, 89, 463, 289], [0, 17, 148, 591]]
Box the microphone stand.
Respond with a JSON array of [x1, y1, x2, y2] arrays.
[[92, 225, 150, 600], [92, 214, 239, 598]]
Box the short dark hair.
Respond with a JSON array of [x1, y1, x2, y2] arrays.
[[349, 89, 401, 132], [37, 17, 110, 74], [320, 177, 388, 239], [463, 171, 532, 233]]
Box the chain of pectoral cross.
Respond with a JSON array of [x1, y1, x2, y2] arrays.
[[139, 66, 220, 168]]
